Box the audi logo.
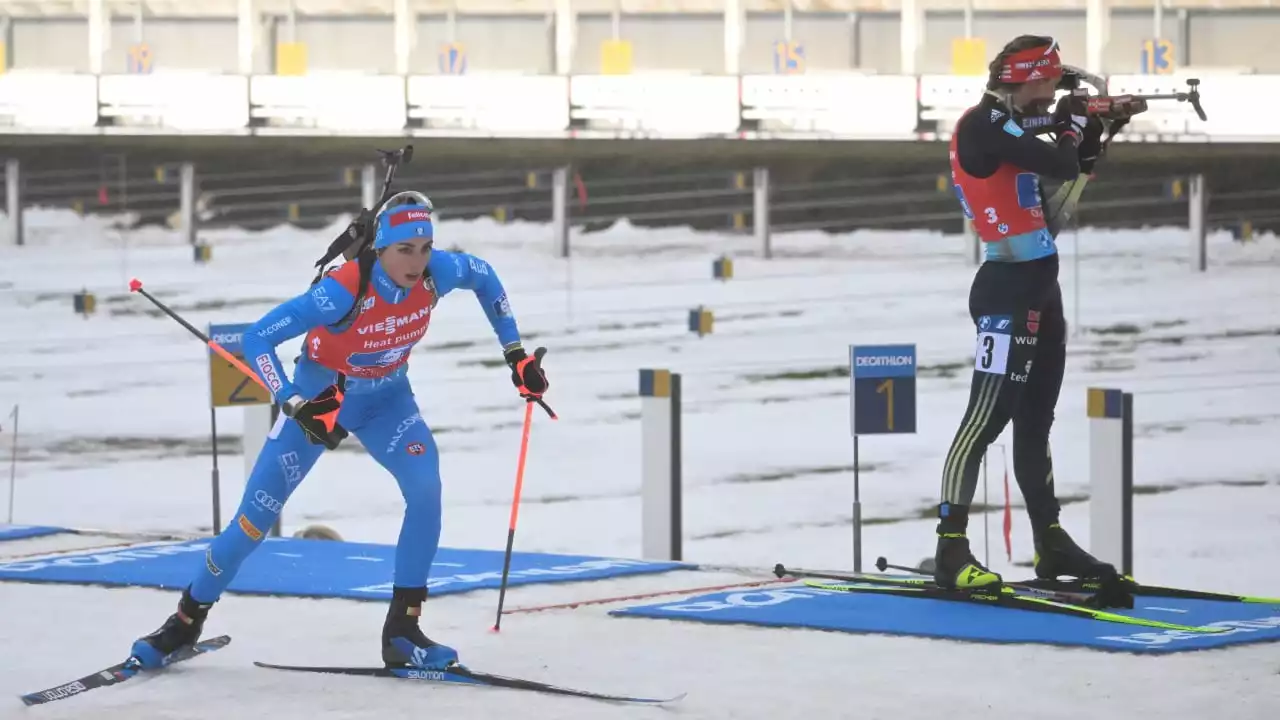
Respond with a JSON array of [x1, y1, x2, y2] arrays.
[[255, 489, 283, 514]]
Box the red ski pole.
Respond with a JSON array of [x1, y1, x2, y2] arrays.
[[128, 278, 270, 391], [492, 400, 536, 632]]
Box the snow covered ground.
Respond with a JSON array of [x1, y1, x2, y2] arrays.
[[1, 210, 1278, 717]]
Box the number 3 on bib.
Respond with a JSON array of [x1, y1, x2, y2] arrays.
[[974, 314, 1012, 374]]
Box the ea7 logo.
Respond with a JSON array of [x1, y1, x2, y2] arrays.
[[278, 451, 302, 487], [311, 286, 336, 312]]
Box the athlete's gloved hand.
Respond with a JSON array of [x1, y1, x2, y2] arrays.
[[503, 345, 557, 419], [504, 346, 549, 399], [282, 380, 348, 450], [1077, 116, 1107, 175], [1052, 93, 1089, 142]]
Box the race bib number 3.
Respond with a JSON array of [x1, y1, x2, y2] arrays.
[[974, 314, 1013, 375]]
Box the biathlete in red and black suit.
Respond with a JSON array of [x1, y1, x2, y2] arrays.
[[935, 36, 1119, 591]]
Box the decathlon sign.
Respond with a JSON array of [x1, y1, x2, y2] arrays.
[[648, 586, 839, 613], [351, 558, 665, 595], [0, 542, 209, 573]]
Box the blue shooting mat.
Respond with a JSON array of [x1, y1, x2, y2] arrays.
[[0, 537, 689, 600], [608, 584, 1280, 654], [0, 524, 70, 542]]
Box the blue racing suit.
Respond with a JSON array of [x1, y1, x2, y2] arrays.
[[189, 250, 521, 604]]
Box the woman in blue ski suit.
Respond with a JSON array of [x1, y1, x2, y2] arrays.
[[130, 195, 550, 670]]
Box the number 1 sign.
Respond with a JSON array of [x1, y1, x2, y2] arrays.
[[847, 344, 918, 572], [850, 344, 917, 435]]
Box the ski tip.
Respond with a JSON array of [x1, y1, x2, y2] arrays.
[[629, 691, 687, 705]]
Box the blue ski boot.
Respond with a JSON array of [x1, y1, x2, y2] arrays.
[[381, 586, 458, 670], [130, 586, 213, 669]]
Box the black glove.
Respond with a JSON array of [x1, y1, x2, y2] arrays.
[[1077, 115, 1107, 175], [282, 381, 349, 450], [1052, 92, 1089, 142], [504, 346, 549, 399]]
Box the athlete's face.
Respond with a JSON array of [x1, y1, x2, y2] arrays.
[[1011, 77, 1058, 115], [379, 238, 432, 288]]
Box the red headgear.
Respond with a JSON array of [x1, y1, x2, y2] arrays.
[[998, 39, 1063, 84]]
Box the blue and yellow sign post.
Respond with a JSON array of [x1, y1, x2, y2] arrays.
[[849, 344, 918, 571], [438, 42, 467, 75], [1140, 38, 1175, 75], [773, 41, 805, 75], [208, 323, 279, 537], [1087, 387, 1133, 576], [127, 43, 154, 74], [639, 368, 682, 561]]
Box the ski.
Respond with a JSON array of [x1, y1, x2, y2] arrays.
[[1018, 577, 1280, 605], [867, 556, 1280, 606], [19, 635, 231, 707], [776, 564, 1099, 606], [801, 580, 1223, 633], [253, 661, 685, 705]]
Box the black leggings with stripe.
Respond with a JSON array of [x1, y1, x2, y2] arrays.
[[940, 253, 1066, 532]]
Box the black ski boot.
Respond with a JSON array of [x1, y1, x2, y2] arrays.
[[1033, 523, 1133, 608], [934, 533, 1003, 590], [129, 586, 212, 669], [381, 586, 459, 670], [1033, 523, 1116, 579], [933, 504, 1001, 590]]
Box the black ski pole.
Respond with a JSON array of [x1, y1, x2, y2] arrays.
[[875, 556, 930, 576], [372, 144, 414, 210], [344, 144, 415, 262]]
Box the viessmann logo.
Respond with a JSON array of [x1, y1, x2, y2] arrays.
[[357, 307, 431, 336]]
